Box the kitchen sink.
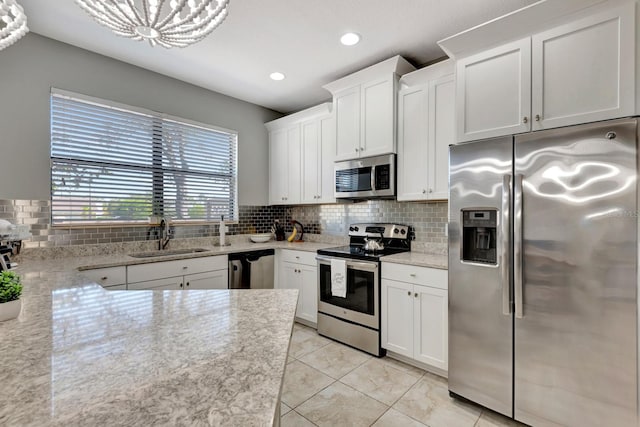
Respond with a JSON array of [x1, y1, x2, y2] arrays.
[[129, 248, 210, 258]]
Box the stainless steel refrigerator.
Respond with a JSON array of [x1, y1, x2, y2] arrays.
[[448, 118, 638, 426]]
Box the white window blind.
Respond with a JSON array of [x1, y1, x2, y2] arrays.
[[50, 90, 238, 225]]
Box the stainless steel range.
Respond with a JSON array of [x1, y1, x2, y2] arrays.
[[316, 223, 412, 356]]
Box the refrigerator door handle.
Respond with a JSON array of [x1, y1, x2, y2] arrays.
[[514, 174, 524, 318], [501, 174, 511, 315]]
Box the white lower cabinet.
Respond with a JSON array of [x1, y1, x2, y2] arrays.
[[127, 276, 183, 291], [381, 262, 448, 372], [277, 250, 317, 325], [126, 255, 228, 290], [82, 266, 127, 289]]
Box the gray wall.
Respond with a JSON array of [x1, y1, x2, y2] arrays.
[[0, 33, 281, 204]]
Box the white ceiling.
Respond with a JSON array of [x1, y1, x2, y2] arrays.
[[18, 0, 534, 113]]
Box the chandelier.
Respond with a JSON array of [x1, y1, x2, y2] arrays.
[[75, 0, 230, 48], [0, 0, 29, 51]]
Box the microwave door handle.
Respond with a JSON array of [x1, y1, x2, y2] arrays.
[[370, 165, 376, 191]]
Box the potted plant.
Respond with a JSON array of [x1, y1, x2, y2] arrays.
[[0, 271, 23, 322]]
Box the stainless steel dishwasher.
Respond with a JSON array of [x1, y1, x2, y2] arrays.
[[228, 249, 275, 289]]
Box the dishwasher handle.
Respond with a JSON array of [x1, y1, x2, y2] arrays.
[[228, 259, 243, 289]]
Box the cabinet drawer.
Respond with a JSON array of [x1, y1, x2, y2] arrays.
[[382, 262, 447, 290], [83, 266, 126, 287], [127, 255, 228, 283], [127, 276, 183, 291], [280, 249, 317, 266]]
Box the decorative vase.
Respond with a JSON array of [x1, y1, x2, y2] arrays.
[[0, 299, 21, 322]]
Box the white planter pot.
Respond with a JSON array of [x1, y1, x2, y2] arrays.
[[0, 299, 21, 322]]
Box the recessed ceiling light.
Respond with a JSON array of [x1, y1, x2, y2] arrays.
[[270, 72, 285, 81], [340, 32, 361, 46]]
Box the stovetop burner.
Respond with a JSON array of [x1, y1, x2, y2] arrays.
[[317, 223, 413, 261]]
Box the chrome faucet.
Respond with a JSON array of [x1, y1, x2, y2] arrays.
[[159, 217, 172, 250]]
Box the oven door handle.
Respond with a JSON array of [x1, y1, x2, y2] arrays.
[[315, 256, 378, 271]]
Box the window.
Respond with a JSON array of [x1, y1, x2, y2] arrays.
[[50, 89, 238, 225]]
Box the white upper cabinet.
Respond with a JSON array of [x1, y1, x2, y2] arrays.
[[266, 103, 333, 206], [531, 5, 635, 130], [361, 77, 395, 157], [456, 39, 531, 142], [334, 86, 361, 159], [446, 1, 636, 142], [319, 114, 336, 203], [301, 119, 320, 204], [268, 125, 300, 205], [397, 60, 454, 201], [324, 56, 415, 161]]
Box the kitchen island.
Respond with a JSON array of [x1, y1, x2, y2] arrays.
[[0, 258, 298, 426]]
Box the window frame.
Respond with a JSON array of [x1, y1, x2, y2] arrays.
[[50, 88, 239, 227]]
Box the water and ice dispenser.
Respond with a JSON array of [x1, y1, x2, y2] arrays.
[[461, 210, 497, 265]]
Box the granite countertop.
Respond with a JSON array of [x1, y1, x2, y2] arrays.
[[0, 257, 299, 426], [76, 241, 337, 270], [381, 251, 448, 270]]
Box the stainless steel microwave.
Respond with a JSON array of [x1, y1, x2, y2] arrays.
[[334, 154, 396, 199]]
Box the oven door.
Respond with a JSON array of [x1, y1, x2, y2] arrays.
[[316, 255, 379, 329]]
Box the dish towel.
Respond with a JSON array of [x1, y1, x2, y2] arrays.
[[330, 258, 347, 298]]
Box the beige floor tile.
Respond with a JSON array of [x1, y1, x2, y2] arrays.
[[340, 359, 420, 405], [281, 410, 317, 427], [289, 329, 332, 359], [476, 409, 526, 427], [372, 408, 428, 427], [298, 342, 371, 379], [380, 356, 427, 378], [281, 402, 292, 416], [281, 360, 335, 408], [293, 322, 316, 334], [296, 382, 388, 427], [393, 374, 482, 427]]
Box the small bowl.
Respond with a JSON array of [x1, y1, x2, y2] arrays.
[[250, 233, 272, 243]]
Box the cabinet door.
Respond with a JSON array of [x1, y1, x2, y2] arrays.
[[334, 86, 361, 161], [531, 4, 635, 131], [301, 119, 321, 204], [83, 266, 127, 288], [361, 77, 395, 157], [286, 125, 302, 204], [184, 270, 228, 289], [397, 85, 429, 201], [413, 285, 448, 370], [427, 74, 455, 200], [127, 277, 183, 290], [381, 279, 414, 358], [280, 262, 302, 313], [298, 265, 318, 325], [318, 114, 336, 203], [269, 129, 288, 204], [456, 38, 531, 142]]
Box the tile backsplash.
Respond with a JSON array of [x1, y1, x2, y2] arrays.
[[0, 199, 448, 249]]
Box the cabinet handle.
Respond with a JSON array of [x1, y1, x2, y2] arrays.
[[414, 292, 418, 298], [360, 146, 364, 151], [407, 291, 411, 296], [186, 282, 190, 287], [180, 283, 183, 288], [355, 148, 359, 152], [183, 266, 188, 270], [410, 273, 416, 277], [535, 114, 541, 122], [101, 276, 108, 280], [428, 188, 433, 193], [523, 117, 528, 124], [422, 189, 426, 194]]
